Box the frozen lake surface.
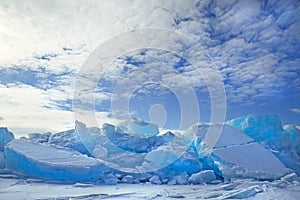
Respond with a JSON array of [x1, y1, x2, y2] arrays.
[[0, 176, 299, 199]]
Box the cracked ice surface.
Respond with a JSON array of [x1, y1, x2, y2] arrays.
[[0, 176, 299, 199]]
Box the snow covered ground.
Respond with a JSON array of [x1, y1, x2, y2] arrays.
[[0, 175, 300, 199]]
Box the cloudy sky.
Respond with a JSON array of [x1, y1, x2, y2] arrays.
[[0, 0, 299, 137]]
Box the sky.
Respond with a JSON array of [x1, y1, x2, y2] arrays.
[[0, 0, 299, 137]]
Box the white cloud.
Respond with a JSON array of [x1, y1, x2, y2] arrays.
[[291, 108, 300, 114], [0, 0, 299, 134], [0, 83, 74, 136], [0, 0, 184, 63]]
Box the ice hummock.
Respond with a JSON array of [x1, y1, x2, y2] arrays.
[[48, 129, 91, 155], [5, 139, 112, 183], [25, 129, 91, 156], [227, 114, 300, 175], [0, 127, 14, 149], [103, 123, 174, 153], [188, 123, 290, 180], [0, 115, 299, 186], [118, 118, 160, 137], [188, 170, 216, 184], [0, 127, 14, 168], [226, 114, 286, 148]]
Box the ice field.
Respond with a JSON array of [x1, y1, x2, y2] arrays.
[[0, 115, 300, 199]]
